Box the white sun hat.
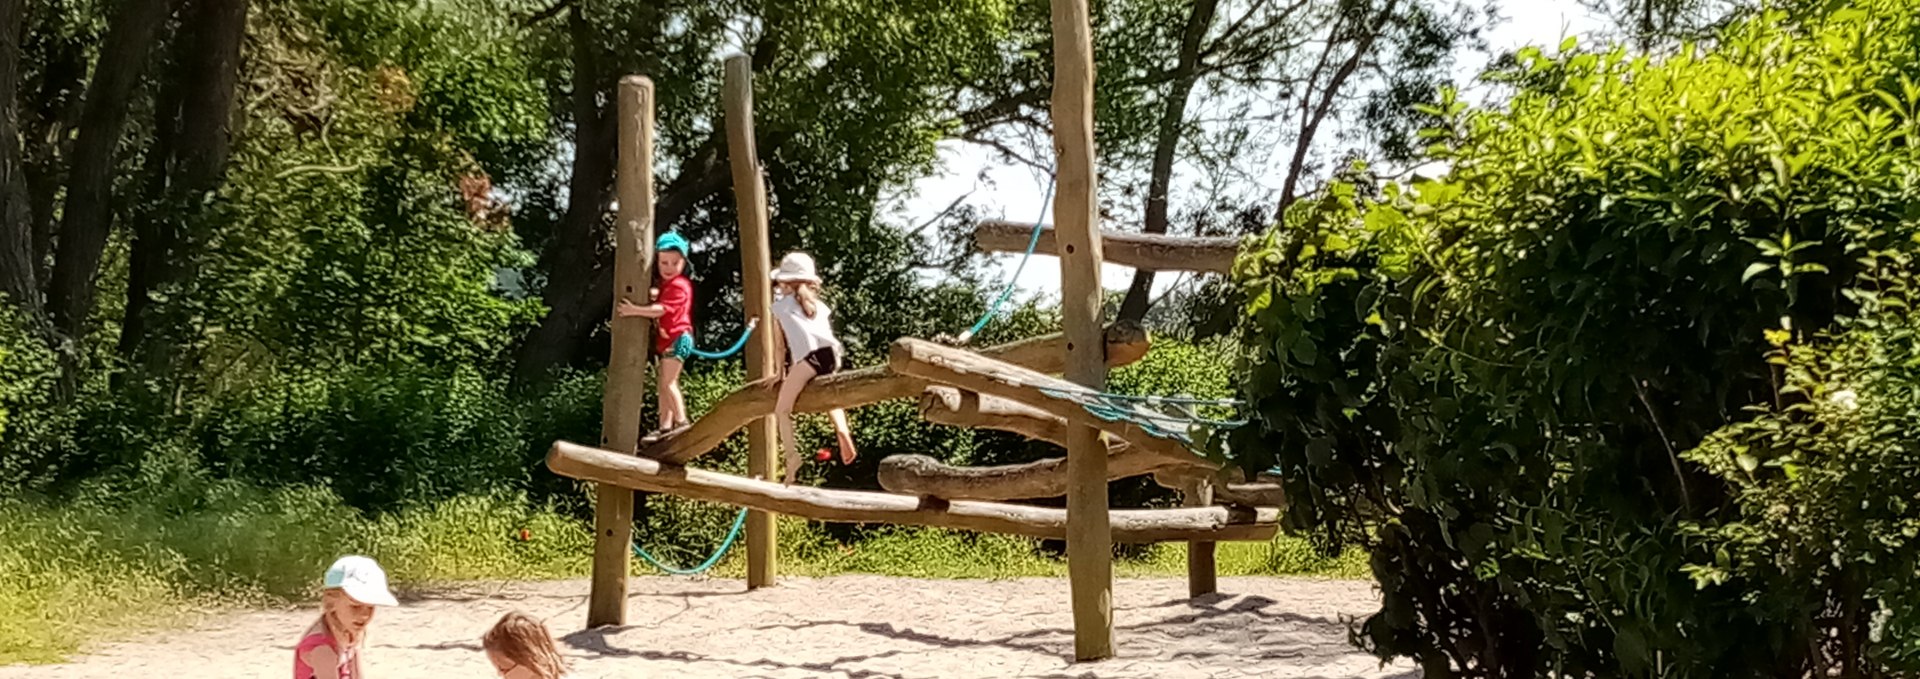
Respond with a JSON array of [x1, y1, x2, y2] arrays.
[[772, 252, 822, 284], [324, 555, 399, 607]]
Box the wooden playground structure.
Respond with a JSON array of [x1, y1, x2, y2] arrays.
[[544, 0, 1282, 662]]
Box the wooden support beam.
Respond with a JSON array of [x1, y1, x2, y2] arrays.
[[1049, 0, 1113, 657], [976, 220, 1239, 274], [917, 386, 1213, 465], [588, 76, 656, 628], [724, 55, 778, 590], [641, 324, 1151, 465], [877, 387, 1202, 500], [1184, 475, 1217, 598], [888, 338, 1211, 468], [1153, 466, 1288, 509], [549, 441, 1279, 543], [887, 386, 1282, 507]]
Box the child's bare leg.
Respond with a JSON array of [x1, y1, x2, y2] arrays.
[[773, 361, 818, 484], [828, 408, 856, 464], [661, 357, 688, 428]]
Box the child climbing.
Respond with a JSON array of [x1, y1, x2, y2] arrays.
[[769, 251, 857, 484], [617, 231, 698, 437], [482, 611, 573, 679], [294, 555, 398, 679]]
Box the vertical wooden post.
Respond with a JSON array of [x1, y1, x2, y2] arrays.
[[1049, 0, 1114, 661], [1185, 478, 1217, 597], [724, 54, 779, 589], [588, 75, 656, 628]]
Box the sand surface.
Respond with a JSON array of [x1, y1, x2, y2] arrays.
[[4, 575, 1417, 678]]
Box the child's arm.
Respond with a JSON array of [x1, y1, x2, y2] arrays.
[[616, 299, 666, 319]]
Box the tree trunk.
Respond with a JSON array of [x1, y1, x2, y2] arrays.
[[1117, 0, 1218, 324], [121, 0, 249, 365], [511, 3, 616, 389], [25, 15, 90, 293], [1277, 0, 1399, 213], [0, 0, 35, 319], [44, 0, 174, 341]]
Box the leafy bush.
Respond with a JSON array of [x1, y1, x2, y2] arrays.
[[1683, 261, 1920, 673], [1230, 1, 1920, 675]]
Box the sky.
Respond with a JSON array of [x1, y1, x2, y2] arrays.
[[898, 0, 1612, 303]]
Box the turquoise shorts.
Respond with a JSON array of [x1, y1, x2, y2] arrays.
[[665, 333, 695, 361]]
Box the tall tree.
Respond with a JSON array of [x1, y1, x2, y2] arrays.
[[510, 2, 620, 388], [1577, 0, 1745, 48], [1109, 0, 1488, 322], [0, 0, 33, 321], [44, 0, 173, 342], [120, 0, 250, 364], [1116, 0, 1218, 323]]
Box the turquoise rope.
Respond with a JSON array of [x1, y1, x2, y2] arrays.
[[631, 507, 749, 576], [957, 172, 1058, 344], [684, 325, 755, 360]]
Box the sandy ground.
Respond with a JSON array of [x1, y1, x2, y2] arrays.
[[4, 576, 1416, 678]]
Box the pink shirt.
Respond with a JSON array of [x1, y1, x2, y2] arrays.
[[293, 631, 355, 679]]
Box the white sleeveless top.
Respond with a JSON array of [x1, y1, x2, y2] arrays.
[[772, 294, 843, 361]]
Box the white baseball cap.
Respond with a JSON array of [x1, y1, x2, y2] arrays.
[[324, 555, 399, 607]]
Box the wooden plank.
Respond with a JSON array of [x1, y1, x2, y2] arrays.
[[549, 441, 1279, 543], [1048, 0, 1113, 658], [976, 220, 1239, 274], [724, 54, 778, 590], [641, 325, 1151, 465], [589, 75, 655, 628]]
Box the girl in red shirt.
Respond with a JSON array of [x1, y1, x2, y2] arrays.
[[617, 231, 697, 436]]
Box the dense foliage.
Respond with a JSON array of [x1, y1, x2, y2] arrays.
[[1230, 1, 1920, 675]]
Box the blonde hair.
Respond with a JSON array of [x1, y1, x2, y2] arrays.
[[793, 281, 822, 319], [319, 589, 367, 649], [482, 611, 569, 679]]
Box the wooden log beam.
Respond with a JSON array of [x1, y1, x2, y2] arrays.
[[1183, 474, 1216, 598], [724, 54, 779, 589], [976, 220, 1239, 274], [876, 387, 1203, 500], [641, 323, 1150, 465], [588, 76, 656, 628], [888, 338, 1213, 468], [1156, 468, 1287, 508], [884, 387, 1285, 506], [1048, 0, 1115, 653], [549, 441, 1279, 543]]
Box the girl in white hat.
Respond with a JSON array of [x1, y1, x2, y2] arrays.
[[294, 555, 398, 679], [769, 251, 857, 483]]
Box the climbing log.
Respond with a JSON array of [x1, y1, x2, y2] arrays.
[[976, 220, 1240, 274], [642, 323, 1150, 465], [884, 386, 1282, 506], [1153, 466, 1288, 508], [876, 387, 1201, 500], [888, 338, 1213, 469], [550, 441, 1278, 542]]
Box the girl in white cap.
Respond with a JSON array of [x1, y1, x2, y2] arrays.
[[294, 555, 398, 679], [769, 251, 857, 483]]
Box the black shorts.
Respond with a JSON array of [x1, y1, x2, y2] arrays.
[[787, 346, 841, 376]]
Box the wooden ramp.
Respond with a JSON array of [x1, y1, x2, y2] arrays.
[[548, 441, 1279, 543]]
